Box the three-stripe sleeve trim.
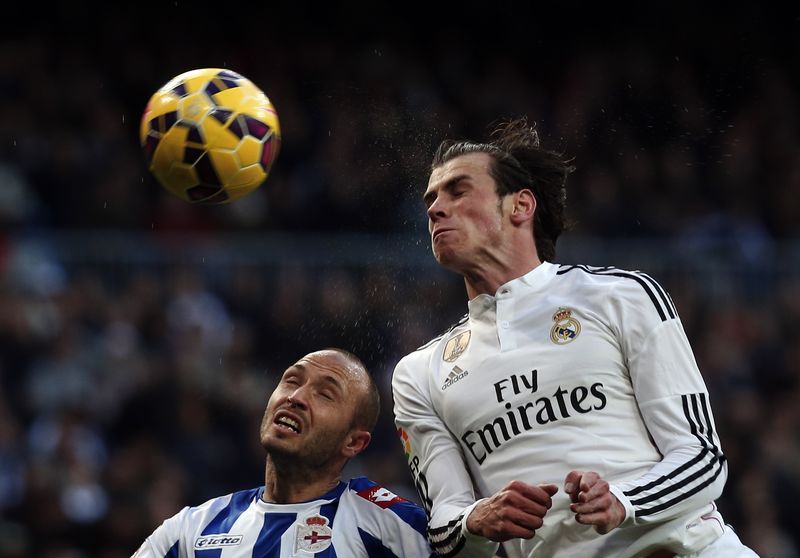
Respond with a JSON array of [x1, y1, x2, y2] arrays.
[[623, 394, 726, 518], [428, 514, 465, 557], [637, 272, 677, 319]]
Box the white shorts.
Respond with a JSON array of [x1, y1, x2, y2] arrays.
[[681, 526, 759, 558]]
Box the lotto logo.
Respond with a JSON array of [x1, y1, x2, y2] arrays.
[[194, 535, 243, 549], [357, 486, 405, 508]]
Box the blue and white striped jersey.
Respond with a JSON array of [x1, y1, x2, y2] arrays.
[[133, 477, 434, 558]]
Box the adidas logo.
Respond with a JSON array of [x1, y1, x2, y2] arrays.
[[441, 366, 469, 391]]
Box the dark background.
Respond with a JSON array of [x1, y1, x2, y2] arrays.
[[1, 3, 798, 556]]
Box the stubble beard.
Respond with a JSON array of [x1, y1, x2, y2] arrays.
[[263, 424, 350, 473], [432, 235, 465, 274], [434, 241, 478, 278]]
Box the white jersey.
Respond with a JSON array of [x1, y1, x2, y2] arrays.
[[393, 262, 729, 558], [133, 477, 433, 557]]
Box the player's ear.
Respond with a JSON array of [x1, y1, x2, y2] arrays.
[[341, 429, 371, 459], [510, 188, 536, 225]]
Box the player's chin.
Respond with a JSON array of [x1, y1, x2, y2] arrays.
[[262, 436, 302, 457], [262, 429, 300, 449], [432, 246, 458, 267], [433, 251, 467, 274]]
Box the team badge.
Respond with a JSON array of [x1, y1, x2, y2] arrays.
[[295, 515, 333, 553], [443, 330, 471, 362], [550, 307, 581, 345]]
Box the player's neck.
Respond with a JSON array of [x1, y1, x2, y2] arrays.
[[262, 456, 342, 504], [463, 256, 542, 299]]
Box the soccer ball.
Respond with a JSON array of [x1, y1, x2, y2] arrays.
[[140, 68, 280, 204]]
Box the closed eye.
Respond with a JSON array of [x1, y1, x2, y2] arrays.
[[282, 375, 300, 387]]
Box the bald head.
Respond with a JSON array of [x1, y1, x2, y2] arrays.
[[304, 348, 380, 433], [260, 348, 382, 498]]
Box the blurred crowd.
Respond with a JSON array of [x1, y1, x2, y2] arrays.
[[1, 4, 799, 557]]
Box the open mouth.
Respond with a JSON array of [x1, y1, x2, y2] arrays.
[[274, 413, 302, 434]]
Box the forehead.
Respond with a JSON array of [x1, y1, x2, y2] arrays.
[[427, 152, 494, 191], [289, 351, 364, 387]]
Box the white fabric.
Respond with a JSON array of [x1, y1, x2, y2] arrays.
[[393, 262, 752, 558], [681, 526, 760, 558]]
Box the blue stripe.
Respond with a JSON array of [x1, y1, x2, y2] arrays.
[[201, 489, 259, 535], [348, 476, 376, 492], [348, 477, 427, 537], [164, 540, 179, 558], [319, 498, 340, 527], [252, 512, 297, 558], [358, 528, 399, 558], [315, 500, 341, 557], [387, 500, 428, 537], [196, 489, 259, 558], [318, 481, 347, 501], [249, 483, 344, 558]]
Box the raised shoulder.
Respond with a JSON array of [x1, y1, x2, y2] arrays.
[[184, 487, 260, 526], [415, 313, 469, 353], [349, 477, 411, 509], [555, 264, 677, 323], [393, 313, 469, 379], [347, 477, 428, 533]]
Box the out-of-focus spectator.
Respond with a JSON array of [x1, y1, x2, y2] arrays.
[[1, 7, 798, 555]]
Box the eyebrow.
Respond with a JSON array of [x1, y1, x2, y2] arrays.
[[284, 364, 303, 376], [286, 363, 345, 393], [321, 374, 345, 393], [423, 174, 470, 206]]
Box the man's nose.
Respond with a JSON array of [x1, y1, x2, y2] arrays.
[[427, 197, 447, 221], [287, 387, 309, 408]]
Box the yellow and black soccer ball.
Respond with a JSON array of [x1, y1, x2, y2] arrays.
[[140, 68, 280, 204]]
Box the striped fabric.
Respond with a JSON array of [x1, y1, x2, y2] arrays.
[[133, 477, 433, 557]]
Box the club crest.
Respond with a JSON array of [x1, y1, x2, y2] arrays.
[[550, 307, 581, 345], [443, 330, 471, 362], [295, 515, 333, 553]]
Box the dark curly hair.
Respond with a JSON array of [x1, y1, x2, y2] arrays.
[[431, 118, 574, 262]]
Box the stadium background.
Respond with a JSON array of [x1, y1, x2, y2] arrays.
[[1, 3, 798, 556]]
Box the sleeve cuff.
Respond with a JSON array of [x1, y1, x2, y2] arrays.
[[609, 485, 636, 528], [460, 499, 501, 555]]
